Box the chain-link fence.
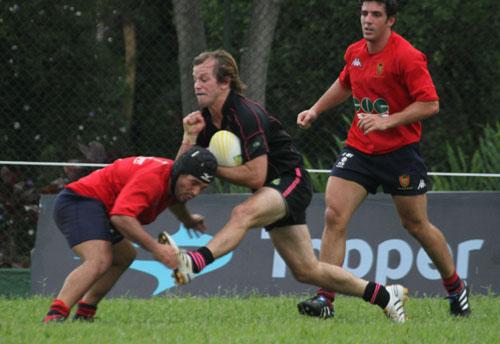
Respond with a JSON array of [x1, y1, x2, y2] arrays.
[[1, 0, 499, 267]]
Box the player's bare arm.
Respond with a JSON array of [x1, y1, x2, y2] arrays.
[[169, 202, 208, 234], [358, 100, 439, 135], [176, 111, 206, 159], [297, 78, 352, 129], [217, 155, 268, 189], [110, 215, 178, 269]]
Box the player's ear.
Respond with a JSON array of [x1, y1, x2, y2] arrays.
[[221, 76, 231, 89], [387, 15, 396, 27]]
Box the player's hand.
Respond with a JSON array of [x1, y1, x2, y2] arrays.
[[183, 213, 207, 238], [297, 109, 319, 129], [182, 111, 206, 144], [152, 242, 178, 269], [357, 113, 390, 135]]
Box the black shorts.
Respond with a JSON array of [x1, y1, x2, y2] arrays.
[[264, 167, 313, 230], [331, 144, 428, 195], [53, 189, 124, 247]]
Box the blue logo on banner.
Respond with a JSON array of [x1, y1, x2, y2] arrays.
[[129, 225, 233, 295]]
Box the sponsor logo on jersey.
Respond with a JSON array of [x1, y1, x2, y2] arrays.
[[353, 97, 390, 117], [361, 97, 374, 113], [352, 57, 362, 67]]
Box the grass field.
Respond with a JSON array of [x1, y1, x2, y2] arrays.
[[0, 294, 499, 343]]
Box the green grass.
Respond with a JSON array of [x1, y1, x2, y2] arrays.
[[0, 295, 499, 343]]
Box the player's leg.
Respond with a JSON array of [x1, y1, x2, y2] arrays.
[[172, 168, 309, 283], [206, 187, 286, 258], [297, 176, 367, 318], [393, 194, 454, 276], [321, 176, 367, 266], [73, 238, 137, 321], [43, 240, 113, 323], [271, 224, 366, 295], [382, 143, 470, 316], [44, 189, 117, 323], [270, 225, 408, 323], [172, 186, 286, 283], [393, 194, 470, 316]]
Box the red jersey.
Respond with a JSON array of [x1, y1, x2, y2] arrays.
[[339, 31, 439, 154], [67, 156, 176, 224]]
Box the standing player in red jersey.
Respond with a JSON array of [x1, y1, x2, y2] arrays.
[[43, 147, 217, 323], [296, 0, 471, 318]]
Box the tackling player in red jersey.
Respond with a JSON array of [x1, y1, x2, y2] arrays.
[[43, 147, 217, 323], [297, 0, 470, 319]]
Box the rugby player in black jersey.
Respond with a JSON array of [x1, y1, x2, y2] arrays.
[[172, 49, 408, 322]]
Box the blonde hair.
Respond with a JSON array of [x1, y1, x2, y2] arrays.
[[193, 50, 246, 94]]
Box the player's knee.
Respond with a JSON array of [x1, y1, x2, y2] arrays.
[[324, 206, 347, 232], [86, 254, 113, 275], [229, 203, 257, 227], [400, 217, 427, 237]]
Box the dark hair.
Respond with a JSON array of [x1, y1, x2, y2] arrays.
[[171, 146, 218, 196], [360, 0, 398, 17], [193, 50, 247, 94]]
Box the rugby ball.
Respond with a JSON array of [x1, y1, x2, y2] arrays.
[[208, 130, 243, 167]]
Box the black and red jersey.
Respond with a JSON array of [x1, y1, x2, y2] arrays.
[[196, 90, 303, 182]]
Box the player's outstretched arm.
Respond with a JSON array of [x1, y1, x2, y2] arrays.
[[297, 78, 351, 129], [169, 202, 208, 237], [110, 215, 178, 269]]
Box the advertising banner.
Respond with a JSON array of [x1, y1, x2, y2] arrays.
[[31, 192, 499, 297]]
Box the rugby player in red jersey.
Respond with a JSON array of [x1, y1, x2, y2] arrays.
[[43, 147, 217, 323], [296, 0, 470, 318]]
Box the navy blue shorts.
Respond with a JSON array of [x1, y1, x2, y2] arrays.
[[265, 167, 313, 230], [53, 189, 124, 247], [331, 144, 429, 195]]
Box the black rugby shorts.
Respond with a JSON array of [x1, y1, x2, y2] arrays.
[[53, 189, 124, 247], [331, 143, 429, 195], [264, 167, 313, 230]]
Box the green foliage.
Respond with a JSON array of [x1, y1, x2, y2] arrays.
[[1, 0, 498, 172], [395, 0, 500, 169], [431, 122, 500, 191], [1, 295, 499, 343], [1, 0, 498, 267], [201, 0, 251, 55]]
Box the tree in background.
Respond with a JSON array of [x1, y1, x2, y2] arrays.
[[0, 0, 498, 178], [174, 0, 282, 110], [172, 0, 206, 115], [240, 0, 282, 105], [0, 0, 498, 267]]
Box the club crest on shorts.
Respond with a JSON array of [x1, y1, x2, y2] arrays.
[[399, 175, 411, 188]]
